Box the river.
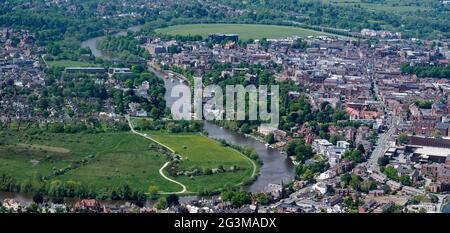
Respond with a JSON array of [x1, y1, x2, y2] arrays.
[[148, 65, 295, 192], [80, 25, 142, 58], [10, 25, 292, 198], [443, 201, 450, 213], [82, 26, 295, 192]]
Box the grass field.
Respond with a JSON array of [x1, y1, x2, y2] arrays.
[[318, 0, 431, 13], [146, 131, 255, 192], [0, 129, 256, 194], [47, 60, 100, 68], [0, 131, 180, 193], [155, 24, 335, 41]]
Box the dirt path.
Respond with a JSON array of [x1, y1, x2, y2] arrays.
[[126, 115, 189, 194]]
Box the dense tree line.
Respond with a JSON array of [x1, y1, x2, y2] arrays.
[[295, 160, 329, 182], [1, 0, 448, 55], [221, 191, 252, 208], [0, 120, 130, 134], [340, 173, 377, 193], [0, 173, 146, 202], [401, 64, 450, 79], [133, 119, 202, 133], [217, 139, 263, 166], [285, 139, 314, 163], [342, 148, 366, 165], [112, 70, 167, 118], [97, 35, 149, 61]]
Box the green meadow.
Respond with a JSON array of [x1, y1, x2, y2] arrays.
[[155, 23, 335, 41], [0, 129, 256, 194], [146, 131, 256, 192], [47, 60, 100, 68], [0, 131, 180, 193]]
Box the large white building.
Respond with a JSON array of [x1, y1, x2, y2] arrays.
[[313, 139, 350, 166]]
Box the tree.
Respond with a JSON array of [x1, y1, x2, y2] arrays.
[[357, 144, 366, 155], [397, 133, 408, 144], [431, 130, 442, 139], [154, 197, 168, 210], [148, 186, 159, 199], [349, 174, 362, 191], [167, 45, 181, 54], [33, 193, 44, 204], [400, 175, 412, 186], [203, 168, 213, 175], [377, 156, 390, 167], [266, 133, 275, 144], [0, 204, 8, 213], [384, 166, 399, 181], [330, 134, 345, 145], [410, 195, 424, 204], [221, 191, 252, 208], [430, 194, 439, 203], [342, 149, 365, 164], [344, 197, 365, 213], [124, 79, 134, 88], [284, 140, 313, 162], [25, 203, 40, 213], [360, 179, 377, 193], [340, 173, 352, 187], [166, 194, 179, 206], [291, 38, 308, 51], [255, 193, 271, 205]]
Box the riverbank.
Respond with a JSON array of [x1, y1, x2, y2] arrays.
[[146, 65, 295, 192], [127, 116, 258, 194], [441, 196, 450, 213], [80, 25, 142, 58], [81, 27, 295, 193]]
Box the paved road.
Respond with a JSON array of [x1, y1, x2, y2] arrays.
[[367, 79, 401, 173], [367, 117, 397, 173]]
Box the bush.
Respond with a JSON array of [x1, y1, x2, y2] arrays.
[[154, 197, 168, 210]]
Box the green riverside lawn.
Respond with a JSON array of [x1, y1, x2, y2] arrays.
[[0, 131, 181, 193], [145, 131, 255, 193], [155, 23, 336, 41], [0, 130, 256, 194]]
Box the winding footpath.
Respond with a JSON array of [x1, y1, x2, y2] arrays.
[[126, 115, 188, 194], [146, 66, 257, 180], [158, 162, 188, 195]]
